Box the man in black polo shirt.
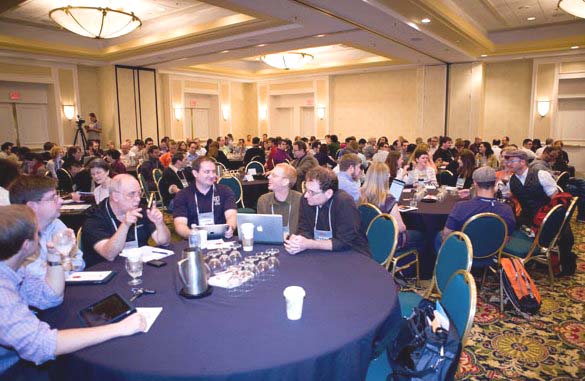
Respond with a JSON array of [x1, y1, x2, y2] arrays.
[[139, 145, 162, 191], [82, 174, 171, 267], [243, 137, 265, 165], [432, 136, 456, 165], [173, 157, 237, 239], [284, 166, 370, 257]]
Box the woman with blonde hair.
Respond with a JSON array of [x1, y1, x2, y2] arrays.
[[46, 146, 64, 179], [358, 162, 424, 253]]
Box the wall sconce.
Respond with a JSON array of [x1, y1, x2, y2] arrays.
[[317, 105, 326, 120], [63, 105, 75, 120], [259, 105, 267, 120], [174, 106, 182, 121], [537, 100, 550, 117], [221, 105, 230, 121]]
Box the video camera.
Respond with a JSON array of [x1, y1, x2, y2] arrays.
[[75, 115, 86, 128]]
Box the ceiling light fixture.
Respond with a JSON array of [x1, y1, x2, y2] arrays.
[[421, 18, 431, 23], [558, 0, 585, 19], [527, 16, 536, 21], [220, 50, 229, 53], [260, 52, 314, 70], [571, 45, 579, 49], [315, 34, 326, 38], [480, 54, 488, 57], [49, 6, 142, 39]]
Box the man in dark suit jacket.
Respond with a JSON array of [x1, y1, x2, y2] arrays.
[[243, 137, 265, 164], [159, 152, 194, 210]]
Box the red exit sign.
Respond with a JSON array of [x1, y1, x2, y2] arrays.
[[9, 91, 20, 100]]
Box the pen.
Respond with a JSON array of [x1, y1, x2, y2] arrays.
[[151, 250, 170, 255]]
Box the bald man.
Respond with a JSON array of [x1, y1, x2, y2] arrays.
[[82, 174, 170, 267]]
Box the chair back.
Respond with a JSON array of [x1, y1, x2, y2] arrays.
[[153, 168, 163, 184], [250, 155, 265, 164], [366, 214, 398, 267], [461, 212, 508, 261], [245, 161, 265, 174], [137, 173, 150, 195], [560, 197, 578, 235], [76, 226, 83, 252], [556, 171, 569, 191], [536, 204, 566, 251], [218, 175, 244, 207], [358, 203, 382, 233], [441, 270, 477, 345], [56, 168, 73, 192], [433, 232, 473, 297], [438, 170, 454, 186]]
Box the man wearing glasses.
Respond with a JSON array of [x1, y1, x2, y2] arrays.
[[9, 176, 85, 277], [505, 150, 576, 276], [82, 174, 170, 267], [285, 167, 370, 256], [266, 138, 291, 170], [291, 140, 318, 192]]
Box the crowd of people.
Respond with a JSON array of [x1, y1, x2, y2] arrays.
[[0, 130, 582, 377]]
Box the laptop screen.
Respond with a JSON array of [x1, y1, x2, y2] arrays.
[[389, 179, 405, 202]]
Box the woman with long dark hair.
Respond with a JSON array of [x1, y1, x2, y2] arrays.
[[455, 149, 475, 189], [475, 142, 498, 169]]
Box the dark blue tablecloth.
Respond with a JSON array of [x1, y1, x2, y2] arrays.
[[42, 242, 400, 381]]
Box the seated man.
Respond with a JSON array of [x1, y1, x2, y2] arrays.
[[243, 137, 265, 165], [285, 167, 370, 256], [9, 175, 84, 277], [159, 152, 194, 210], [336, 153, 362, 204], [257, 163, 302, 236], [173, 157, 237, 239], [0, 205, 146, 378], [290, 140, 318, 192], [139, 145, 163, 191], [82, 174, 170, 267], [436, 167, 516, 250]]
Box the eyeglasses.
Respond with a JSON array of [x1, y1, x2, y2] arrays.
[[37, 193, 61, 203], [305, 188, 324, 197], [504, 158, 521, 163], [114, 190, 141, 199]]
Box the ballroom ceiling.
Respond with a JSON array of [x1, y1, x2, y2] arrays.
[[0, 0, 583, 78]]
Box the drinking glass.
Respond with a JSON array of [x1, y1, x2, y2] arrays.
[[52, 229, 75, 271], [229, 250, 242, 265], [219, 253, 233, 270], [125, 257, 143, 286], [207, 255, 222, 276]]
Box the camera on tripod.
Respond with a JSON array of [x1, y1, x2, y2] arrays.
[[75, 115, 86, 128]]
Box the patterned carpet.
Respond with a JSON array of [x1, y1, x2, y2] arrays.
[[456, 217, 585, 381]]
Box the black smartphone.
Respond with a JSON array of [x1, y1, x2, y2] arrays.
[[147, 193, 155, 209], [147, 259, 166, 267]]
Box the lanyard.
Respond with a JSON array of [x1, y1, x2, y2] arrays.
[[271, 201, 292, 227], [105, 201, 138, 246], [478, 197, 497, 207], [314, 199, 333, 233], [194, 185, 215, 222]]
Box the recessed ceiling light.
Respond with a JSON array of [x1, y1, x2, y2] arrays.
[[406, 22, 420, 31], [421, 18, 431, 23], [257, 44, 267, 47], [527, 17, 536, 21], [315, 34, 326, 38], [220, 50, 229, 54], [571, 46, 579, 49], [480, 54, 487, 57]]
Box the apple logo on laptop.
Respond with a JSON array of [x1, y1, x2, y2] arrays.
[[257, 225, 264, 232]]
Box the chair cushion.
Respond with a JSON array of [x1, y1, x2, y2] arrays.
[[398, 291, 423, 317], [504, 235, 533, 258]]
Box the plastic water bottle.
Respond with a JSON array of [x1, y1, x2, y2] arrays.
[[189, 225, 201, 250]]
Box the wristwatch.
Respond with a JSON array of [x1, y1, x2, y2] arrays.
[[47, 260, 62, 267]]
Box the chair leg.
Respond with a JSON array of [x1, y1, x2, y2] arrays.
[[499, 270, 504, 312], [546, 252, 555, 286], [480, 267, 488, 290]]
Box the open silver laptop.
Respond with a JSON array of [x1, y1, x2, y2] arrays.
[[237, 214, 284, 244]]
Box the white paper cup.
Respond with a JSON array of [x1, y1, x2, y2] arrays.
[[241, 222, 254, 252], [283, 286, 306, 320]]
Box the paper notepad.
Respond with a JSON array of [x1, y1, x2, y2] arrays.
[[60, 204, 91, 211], [136, 307, 162, 332], [66, 271, 114, 284], [120, 246, 174, 263]]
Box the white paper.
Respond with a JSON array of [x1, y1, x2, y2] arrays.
[[244, 174, 254, 182], [60, 204, 91, 211], [66, 271, 112, 282], [398, 206, 418, 212], [205, 239, 233, 250], [208, 270, 251, 288], [135, 307, 162, 333], [120, 246, 175, 263], [247, 168, 257, 175], [61, 199, 75, 204]]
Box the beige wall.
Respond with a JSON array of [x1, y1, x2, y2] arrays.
[[97, 65, 118, 145], [483, 60, 532, 145]]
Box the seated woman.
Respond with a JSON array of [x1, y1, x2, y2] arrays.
[[359, 162, 424, 259], [46, 146, 64, 179], [475, 141, 499, 169], [385, 150, 408, 183], [314, 143, 337, 168], [454, 149, 476, 189], [405, 149, 438, 187], [71, 159, 112, 204]]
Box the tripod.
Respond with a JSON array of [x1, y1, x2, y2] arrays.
[[73, 124, 88, 152]]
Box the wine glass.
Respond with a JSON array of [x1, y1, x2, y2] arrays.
[[52, 229, 75, 271], [256, 257, 270, 281], [125, 257, 143, 286], [229, 250, 242, 265], [207, 255, 222, 276]]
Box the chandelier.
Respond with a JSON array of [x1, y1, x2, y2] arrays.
[[49, 6, 142, 39], [558, 0, 585, 18], [260, 52, 314, 70]]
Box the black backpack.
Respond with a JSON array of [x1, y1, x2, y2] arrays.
[[386, 300, 462, 381]]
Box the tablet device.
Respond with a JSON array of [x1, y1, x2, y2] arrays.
[[79, 293, 136, 327], [390, 179, 405, 202], [199, 224, 228, 240]]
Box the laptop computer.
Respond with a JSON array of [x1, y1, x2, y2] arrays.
[[237, 214, 284, 244], [390, 179, 406, 202]]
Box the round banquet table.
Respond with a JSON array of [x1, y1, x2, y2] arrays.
[[42, 242, 400, 381], [398, 189, 462, 278]]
